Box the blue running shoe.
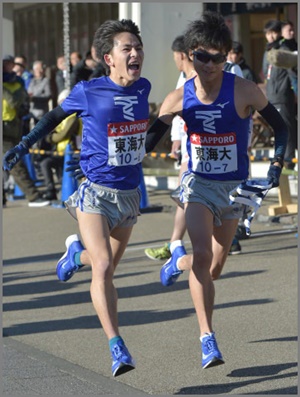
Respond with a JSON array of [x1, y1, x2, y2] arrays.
[[201, 332, 224, 369], [160, 245, 186, 286], [56, 234, 84, 282], [111, 340, 136, 377]]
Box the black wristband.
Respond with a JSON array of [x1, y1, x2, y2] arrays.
[[271, 156, 284, 167], [145, 118, 170, 153]]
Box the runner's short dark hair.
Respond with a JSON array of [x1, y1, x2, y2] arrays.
[[183, 11, 232, 54], [171, 35, 189, 56], [93, 19, 143, 74]]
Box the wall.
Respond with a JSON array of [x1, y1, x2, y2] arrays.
[[5, 2, 297, 103], [139, 3, 204, 103], [2, 4, 14, 55], [12, 3, 118, 68]]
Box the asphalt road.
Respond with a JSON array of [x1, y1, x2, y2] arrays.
[[3, 191, 298, 395]]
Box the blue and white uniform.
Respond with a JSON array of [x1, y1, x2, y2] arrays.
[[61, 76, 151, 190], [180, 72, 251, 225], [183, 72, 250, 181]]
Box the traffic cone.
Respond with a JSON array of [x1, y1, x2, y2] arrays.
[[13, 184, 25, 199], [60, 143, 78, 204], [139, 166, 149, 209], [138, 166, 165, 214]]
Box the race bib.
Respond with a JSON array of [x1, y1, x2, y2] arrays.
[[107, 119, 149, 166], [190, 132, 237, 174]]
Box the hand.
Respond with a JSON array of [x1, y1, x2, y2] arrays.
[[3, 138, 29, 171], [65, 158, 84, 180], [267, 164, 282, 188], [170, 140, 181, 160]]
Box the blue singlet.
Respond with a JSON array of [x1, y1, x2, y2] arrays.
[[61, 76, 151, 190], [182, 72, 250, 181]]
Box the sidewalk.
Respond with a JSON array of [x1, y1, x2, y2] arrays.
[[3, 190, 298, 395]]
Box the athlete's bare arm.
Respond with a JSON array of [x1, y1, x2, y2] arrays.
[[234, 77, 268, 118], [158, 86, 184, 125]]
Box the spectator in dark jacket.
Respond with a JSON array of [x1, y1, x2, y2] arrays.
[[89, 45, 107, 79], [281, 20, 298, 52], [280, 20, 298, 96], [70, 51, 82, 69], [70, 51, 93, 87], [70, 48, 106, 88], [263, 20, 297, 169], [228, 41, 258, 83]]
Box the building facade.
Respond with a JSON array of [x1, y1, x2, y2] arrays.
[[3, 2, 298, 104]]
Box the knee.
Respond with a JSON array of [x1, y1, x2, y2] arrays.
[[91, 259, 114, 282], [192, 248, 213, 276], [193, 248, 212, 267]]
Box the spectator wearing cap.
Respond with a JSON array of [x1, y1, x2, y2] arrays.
[[3, 55, 24, 87], [3, 55, 29, 133]]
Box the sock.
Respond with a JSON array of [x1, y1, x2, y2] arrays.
[[74, 251, 84, 267], [170, 240, 185, 271], [200, 332, 214, 342], [109, 336, 124, 350], [169, 240, 184, 254]]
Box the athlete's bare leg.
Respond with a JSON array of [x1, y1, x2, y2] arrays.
[[76, 208, 133, 340], [179, 203, 239, 335]]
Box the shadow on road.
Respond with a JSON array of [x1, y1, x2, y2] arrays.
[[175, 364, 297, 394]]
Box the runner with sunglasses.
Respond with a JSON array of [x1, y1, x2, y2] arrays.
[[145, 11, 287, 369]]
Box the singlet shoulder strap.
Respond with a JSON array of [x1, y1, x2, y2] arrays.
[[223, 62, 234, 72]]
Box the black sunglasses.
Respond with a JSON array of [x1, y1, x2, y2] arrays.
[[192, 50, 227, 64]]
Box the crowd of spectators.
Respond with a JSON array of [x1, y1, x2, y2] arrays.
[[3, 46, 104, 206]]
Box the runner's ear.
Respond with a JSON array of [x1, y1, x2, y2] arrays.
[[104, 53, 113, 68]]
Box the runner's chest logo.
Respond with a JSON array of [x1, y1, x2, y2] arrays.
[[195, 110, 222, 134], [114, 96, 138, 121]]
